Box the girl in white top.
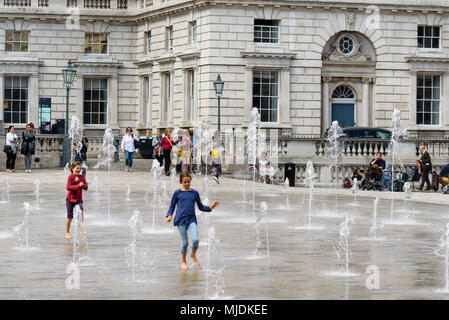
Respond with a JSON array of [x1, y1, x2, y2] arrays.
[[5, 125, 18, 172], [121, 127, 139, 172]]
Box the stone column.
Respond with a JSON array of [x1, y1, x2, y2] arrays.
[[322, 76, 331, 134], [408, 71, 418, 133], [0, 73, 4, 132], [138, 76, 145, 127], [442, 73, 449, 127], [280, 67, 290, 124], [74, 74, 83, 123], [243, 66, 253, 125], [361, 77, 370, 127], [29, 73, 39, 127], [181, 69, 189, 126], [109, 74, 118, 127]]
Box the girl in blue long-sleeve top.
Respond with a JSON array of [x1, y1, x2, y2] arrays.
[[166, 171, 219, 270]]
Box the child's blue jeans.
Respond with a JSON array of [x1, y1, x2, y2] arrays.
[[177, 222, 199, 253]]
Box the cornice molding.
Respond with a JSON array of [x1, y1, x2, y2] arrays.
[[240, 51, 296, 59], [406, 56, 449, 63], [177, 51, 200, 61]]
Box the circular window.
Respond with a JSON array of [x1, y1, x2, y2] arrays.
[[339, 37, 355, 55]]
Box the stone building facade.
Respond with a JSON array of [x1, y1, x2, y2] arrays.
[[1, 0, 449, 138]]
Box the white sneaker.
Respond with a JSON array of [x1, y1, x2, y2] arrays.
[[26, 169, 29, 173], [212, 176, 220, 184], [28, 169, 32, 173]]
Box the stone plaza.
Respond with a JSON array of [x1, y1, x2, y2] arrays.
[[1, 162, 449, 299]]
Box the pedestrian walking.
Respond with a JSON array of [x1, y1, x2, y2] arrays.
[[417, 145, 432, 191], [21, 123, 35, 173], [121, 127, 139, 173]]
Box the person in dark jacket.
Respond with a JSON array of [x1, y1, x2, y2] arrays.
[[370, 152, 387, 170], [417, 145, 432, 191], [20, 123, 35, 173]]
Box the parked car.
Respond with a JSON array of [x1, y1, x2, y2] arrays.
[[324, 127, 392, 139], [342, 127, 392, 139]]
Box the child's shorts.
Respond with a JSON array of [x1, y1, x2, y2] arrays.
[[66, 200, 83, 219]]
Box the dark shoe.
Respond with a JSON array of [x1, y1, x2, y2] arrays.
[[416, 187, 422, 191]]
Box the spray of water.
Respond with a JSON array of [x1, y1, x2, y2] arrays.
[[389, 109, 407, 220]]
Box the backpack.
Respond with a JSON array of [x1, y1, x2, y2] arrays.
[[343, 177, 352, 188]]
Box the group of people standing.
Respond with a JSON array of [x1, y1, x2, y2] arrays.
[[151, 128, 198, 176], [3, 123, 36, 173]]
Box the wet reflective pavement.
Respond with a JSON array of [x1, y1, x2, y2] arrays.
[[1, 169, 449, 299]]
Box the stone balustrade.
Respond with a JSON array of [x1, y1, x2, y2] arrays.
[[1, 0, 128, 8]]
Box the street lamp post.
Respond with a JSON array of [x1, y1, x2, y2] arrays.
[[213, 73, 224, 132], [61, 58, 77, 167]]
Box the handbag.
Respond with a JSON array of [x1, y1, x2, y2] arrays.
[[132, 134, 141, 149], [3, 145, 12, 154]]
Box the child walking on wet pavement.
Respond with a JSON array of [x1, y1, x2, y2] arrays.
[[166, 172, 219, 270], [66, 161, 88, 240]]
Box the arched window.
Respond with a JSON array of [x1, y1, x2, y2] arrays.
[[332, 85, 355, 100]]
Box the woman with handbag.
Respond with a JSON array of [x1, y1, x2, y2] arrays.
[[5, 125, 18, 173], [152, 130, 163, 167], [21, 123, 35, 173], [121, 127, 139, 173], [161, 128, 175, 176]]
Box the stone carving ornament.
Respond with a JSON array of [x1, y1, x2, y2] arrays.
[[323, 33, 371, 63]]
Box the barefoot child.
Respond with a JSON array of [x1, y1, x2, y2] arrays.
[[166, 172, 219, 270], [66, 162, 88, 240]]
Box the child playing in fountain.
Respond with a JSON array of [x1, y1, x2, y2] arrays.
[[166, 172, 219, 270], [66, 161, 88, 240]]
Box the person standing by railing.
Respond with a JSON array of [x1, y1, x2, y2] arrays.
[[121, 127, 139, 173], [417, 145, 432, 191], [4, 125, 18, 173], [21, 123, 35, 173]]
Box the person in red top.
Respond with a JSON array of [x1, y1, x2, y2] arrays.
[[160, 128, 176, 176], [66, 161, 88, 240]]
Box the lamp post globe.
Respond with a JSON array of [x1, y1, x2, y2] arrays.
[[213, 73, 224, 133], [61, 58, 76, 167]]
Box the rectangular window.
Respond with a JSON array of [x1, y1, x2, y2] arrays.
[[85, 33, 108, 54], [418, 25, 440, 49], [5, 31, 29, 53], [83, 78, 108, 125], [166, 26, 173, 52], [417, 75, 440, 125], [254, 19, 279, 43], [190, 21, 197, 45], [163, 73, 171, 123], [145, 31, 151, 54], [4, 76, 28, 124], [188, 70, 195, 121], [253, 70, 279, 122]]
